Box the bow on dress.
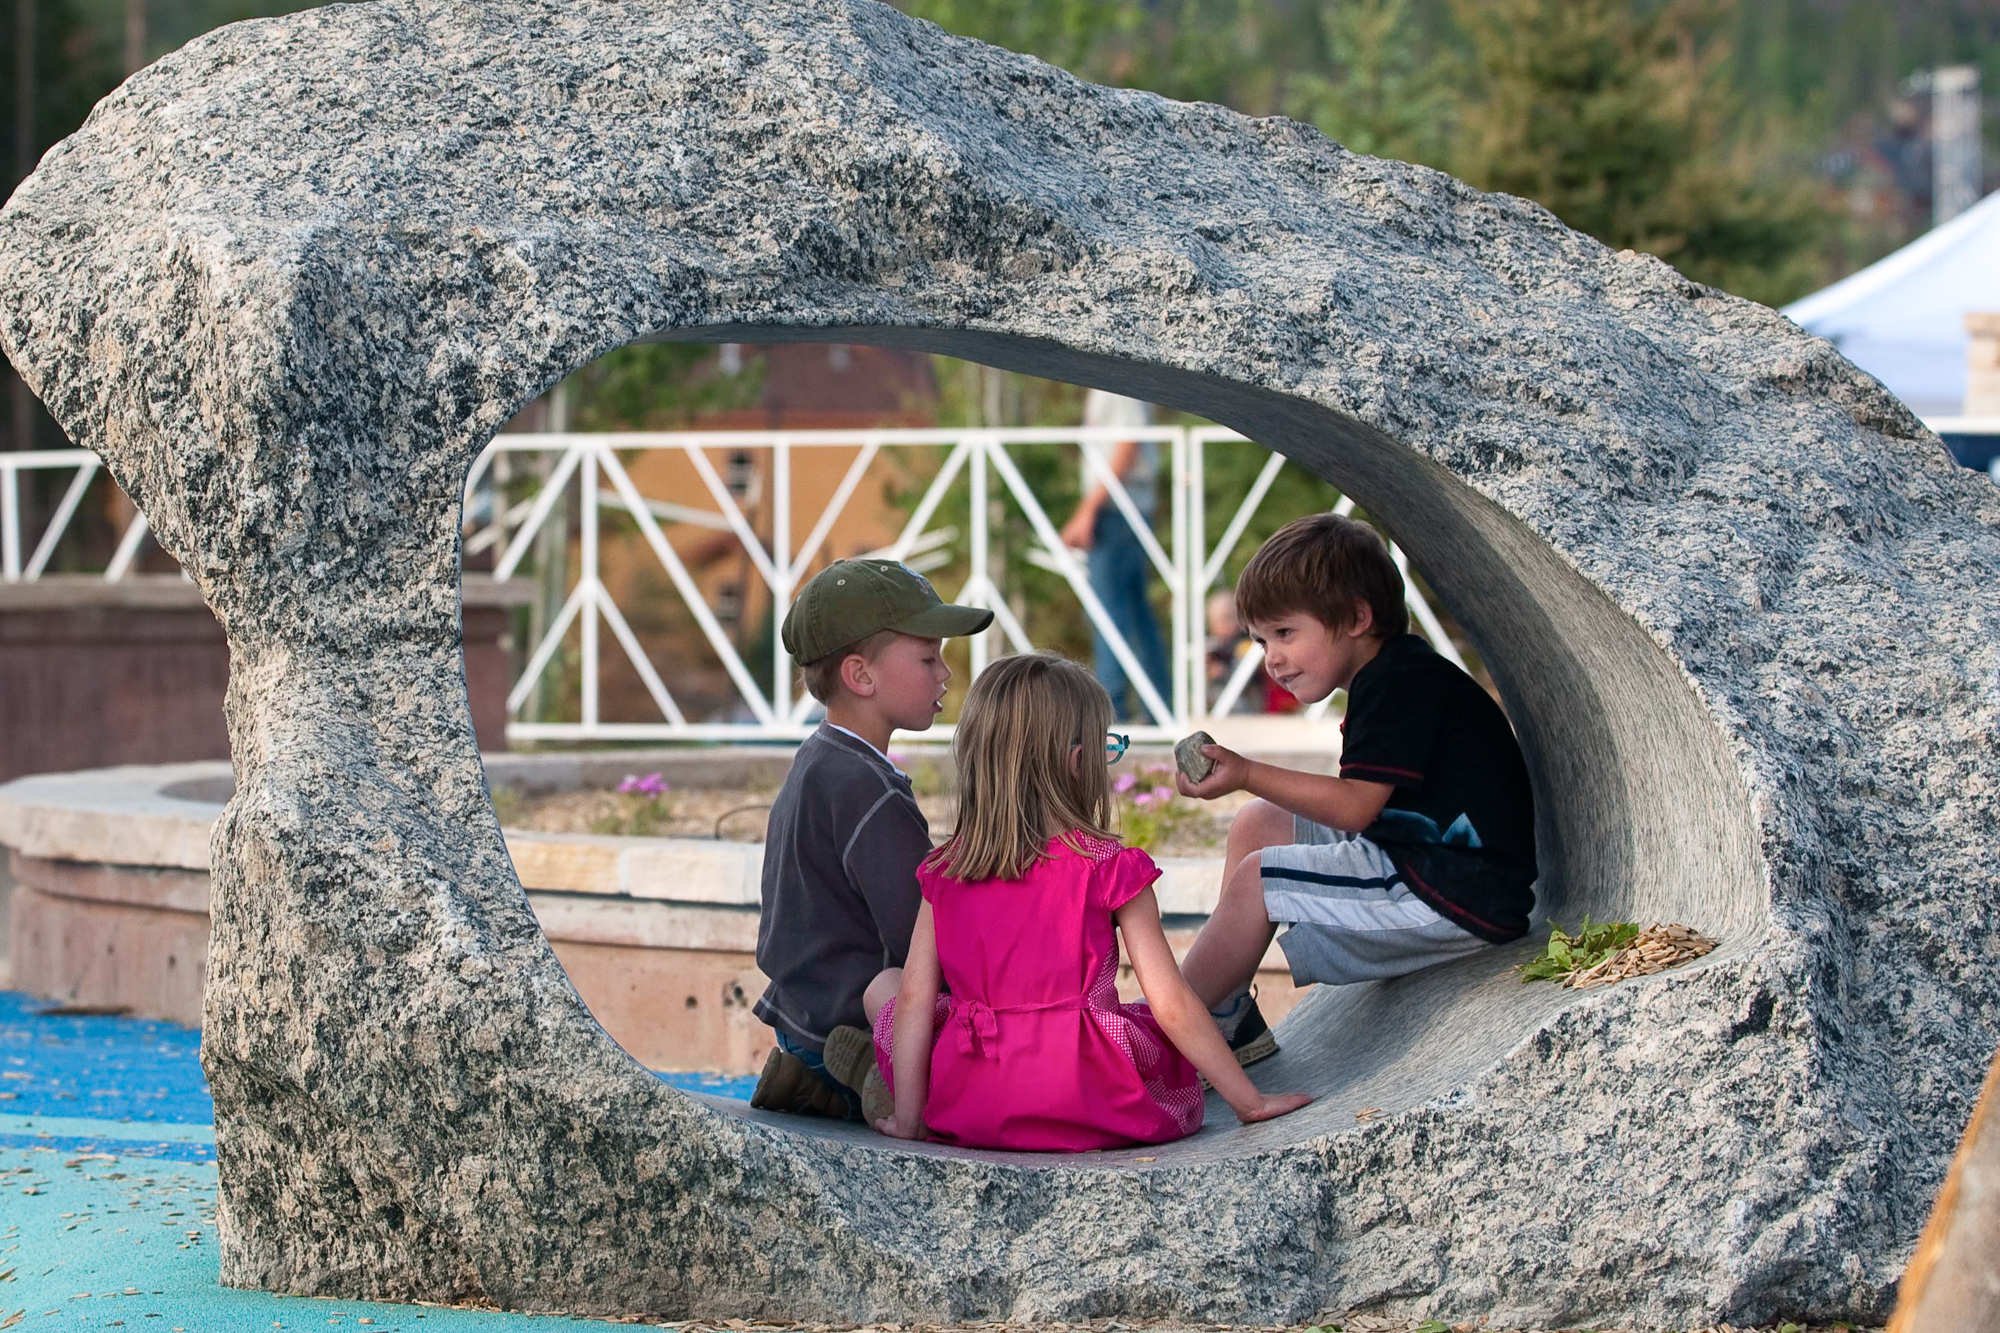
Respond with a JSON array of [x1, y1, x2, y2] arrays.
[[947, 995, 1089, 1057]]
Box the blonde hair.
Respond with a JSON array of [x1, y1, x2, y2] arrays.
[[929, 653, 1116, 883]]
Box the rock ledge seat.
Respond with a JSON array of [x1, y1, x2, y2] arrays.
[[2, 0, 1997, 1328]]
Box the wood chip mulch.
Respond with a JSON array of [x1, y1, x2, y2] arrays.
[[1565, 922, 1720, 991]]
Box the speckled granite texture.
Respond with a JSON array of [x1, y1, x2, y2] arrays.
[[2, 0, 1996, 1326]]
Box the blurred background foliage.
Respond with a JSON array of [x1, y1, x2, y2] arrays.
[[897, 0, 1998, 307], [563, 343, 766, 434]]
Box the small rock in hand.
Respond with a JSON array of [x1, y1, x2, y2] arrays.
[[1174, 731, 1217, 785]]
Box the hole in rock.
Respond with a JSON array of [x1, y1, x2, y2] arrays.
[[453, 326, 1767, 1162]]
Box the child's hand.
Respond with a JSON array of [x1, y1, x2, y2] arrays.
[[1231, 1092, 1313, 1124], [874, 1115, 929, 1141], [1175, 744, 1249, 800]]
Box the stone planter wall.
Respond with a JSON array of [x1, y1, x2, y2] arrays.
[[0, 754, 1288, 1073], [0, 576, 527, 782]]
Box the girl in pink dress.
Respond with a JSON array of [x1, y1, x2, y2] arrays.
[[870, 652, 1311, 1152]]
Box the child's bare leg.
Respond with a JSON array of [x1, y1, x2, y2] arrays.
[[1219, 798, 1293, 890], [1180, 800, 1292, 1009], [1180, 852, 1280, 1008], [862, 967, 902, 1025]]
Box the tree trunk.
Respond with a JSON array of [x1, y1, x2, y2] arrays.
[[125, 0, 146, 75]]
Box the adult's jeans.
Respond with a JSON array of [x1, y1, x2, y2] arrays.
[[1088, 506, 1170, 722]]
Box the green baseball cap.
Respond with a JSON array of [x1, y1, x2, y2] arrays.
[[782, 558, 994, 664]]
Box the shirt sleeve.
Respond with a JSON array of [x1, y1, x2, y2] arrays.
[[843, 790, 931, 967], [1091, 845, 1162, 914], [1338, 667, 1443, 791]]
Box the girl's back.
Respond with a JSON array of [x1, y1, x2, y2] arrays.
[[868, 651, 1309, 1153], [874, 833, 1203, 1152]]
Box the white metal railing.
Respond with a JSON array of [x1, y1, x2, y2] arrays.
[[461, 424, 1464, 743], [14, 411, 1997, 742], [0, 449, 161, 582], [7, 425, 1465, 742]]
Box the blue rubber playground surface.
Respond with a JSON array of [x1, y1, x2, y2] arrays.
[[0, 990, 754, 1331]]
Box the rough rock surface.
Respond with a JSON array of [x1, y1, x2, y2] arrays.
[[2, 0, 1997, 1326]]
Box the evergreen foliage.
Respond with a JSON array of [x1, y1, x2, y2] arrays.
[[563, 343, 764, 433], [899, 0, 1999, 306], [1446, 0, 1828, 305]]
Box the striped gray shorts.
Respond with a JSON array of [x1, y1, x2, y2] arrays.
[[1260, 815, 1488, 987]]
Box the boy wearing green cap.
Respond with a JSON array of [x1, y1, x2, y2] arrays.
[[749, 558, 993, 1122]]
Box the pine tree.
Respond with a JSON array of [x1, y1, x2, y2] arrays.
[[896, 0, 1141, 86], [1447, 0, 1824, 304], [1290, 0, 1458, 166]]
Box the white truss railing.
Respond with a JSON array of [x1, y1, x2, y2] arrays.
[[5, 426, 1467, 742], [462, 425, 1465, 743]]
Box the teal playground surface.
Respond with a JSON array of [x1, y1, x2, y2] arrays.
[[0, 991, 756, 1331]]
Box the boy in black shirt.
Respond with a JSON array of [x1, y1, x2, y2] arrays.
[[1175, 515, 1537, 1064]]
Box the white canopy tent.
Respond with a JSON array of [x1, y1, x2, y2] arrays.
[[1784, 188, 2000, 420]]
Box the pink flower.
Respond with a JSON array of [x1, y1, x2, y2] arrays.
[[1113, 772, 1138, 794], [619, 772, 669, 797], [1133, 791, 1159, 808], [1150, 785, 1174, 802]]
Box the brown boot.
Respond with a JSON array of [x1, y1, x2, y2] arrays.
[[749, 1046, 849, 1118], [822, 1025, 898, 1127], [858, 1066, 896, 1126]]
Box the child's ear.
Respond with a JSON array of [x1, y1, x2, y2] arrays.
[[840, 652, 875, 698], [1349, 598, 1375, 638]]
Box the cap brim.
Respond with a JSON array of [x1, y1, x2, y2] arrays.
[[890, 603, 995, 640]]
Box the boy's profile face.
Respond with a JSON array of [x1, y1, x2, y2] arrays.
[[1246, 604, 1376, 702], [844, 633, 950, 732]]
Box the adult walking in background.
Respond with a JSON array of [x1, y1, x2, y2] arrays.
[[1060, 389, 1170, 721]]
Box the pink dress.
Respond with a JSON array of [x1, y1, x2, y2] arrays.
[[871, 833, 1205, 1152]]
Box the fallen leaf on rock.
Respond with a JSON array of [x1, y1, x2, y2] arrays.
[[1567, 922, 1719, 990]]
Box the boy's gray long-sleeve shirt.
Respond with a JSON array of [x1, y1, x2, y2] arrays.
[[752, 724, 931, 1052]]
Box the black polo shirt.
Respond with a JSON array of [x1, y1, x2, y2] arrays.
[[1340, 634, 1538, 942], [753, 724, 931, 1051]]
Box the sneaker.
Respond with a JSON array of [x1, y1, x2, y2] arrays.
[[749, 1046, 849, 1118], [1216, 992, 1279, 1068]]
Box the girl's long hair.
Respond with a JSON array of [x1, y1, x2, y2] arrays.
[[928, 652, 1116, 882]]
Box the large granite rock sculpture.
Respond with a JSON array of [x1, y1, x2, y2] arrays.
[[3, 0, 1996, 1325]]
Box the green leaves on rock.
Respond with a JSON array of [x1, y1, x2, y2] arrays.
[[1518, 916, 1642, 984]]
